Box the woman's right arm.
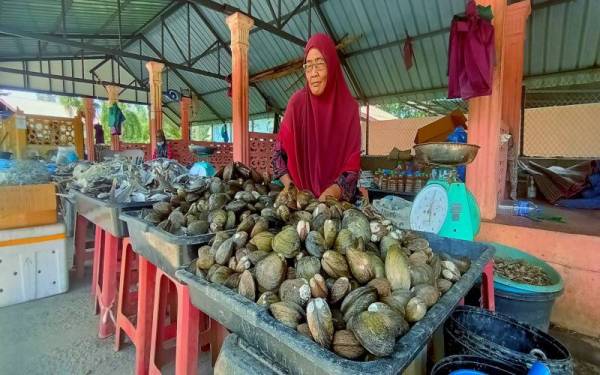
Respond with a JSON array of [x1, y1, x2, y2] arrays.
[[271, 140, 291, 188]]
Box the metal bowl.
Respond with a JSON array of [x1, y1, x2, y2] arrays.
[[414, 142, 480, 167], [189, 144, 215, 156]]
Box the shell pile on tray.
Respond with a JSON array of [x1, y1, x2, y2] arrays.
[[194, 185, 470, 360], [139, 162, 280, 236]]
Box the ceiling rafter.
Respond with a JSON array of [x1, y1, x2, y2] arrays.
[[0, 25, 227, 81]]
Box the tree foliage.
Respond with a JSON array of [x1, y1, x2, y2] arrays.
[[377, 103, 429, 119]]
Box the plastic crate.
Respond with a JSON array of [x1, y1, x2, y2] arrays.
[[0, 223, 68, 307]]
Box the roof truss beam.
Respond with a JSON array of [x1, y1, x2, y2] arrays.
[[0, 25, 227, 81]]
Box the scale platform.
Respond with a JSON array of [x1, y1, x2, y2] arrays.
[[410, 142, 481, 241]]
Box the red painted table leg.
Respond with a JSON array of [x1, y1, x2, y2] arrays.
[[480, 260, 495, 311], [92, 227, 105, 314], [98, 232, 121, 338], [136, 257, 157, 375], [175, 286, 199, 375], [74, 214, 89, 280]]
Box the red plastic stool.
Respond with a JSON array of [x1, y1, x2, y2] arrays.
[[480, 260, 495, 311], [92, 227, 123, 338], [115, 238, 157, 374], [149, 269, 227, 375], [73, 214, 95, 280]]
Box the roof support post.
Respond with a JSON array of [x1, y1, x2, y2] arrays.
[[105, 85, 122, 150], [84, 97, 96, 161], [226, 12, 254, 164], [466, 0, 530, 220], [180, 96, 191, 144], [146, 61, 165, 156]]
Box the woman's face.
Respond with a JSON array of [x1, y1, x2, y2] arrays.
[[304, 48, 328, 96]]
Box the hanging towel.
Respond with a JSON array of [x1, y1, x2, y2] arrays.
[[94, 123, 105, 144], [403, 34, 415, 70], [108, 103, 125, 136], [447, 0, 495, 100]]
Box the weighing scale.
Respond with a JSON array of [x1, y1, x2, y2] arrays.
[[409, 142, 481, 241], [188, 145, 216, 177]]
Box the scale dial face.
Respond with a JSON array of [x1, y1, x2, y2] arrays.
[[410, 184, 449, 234]]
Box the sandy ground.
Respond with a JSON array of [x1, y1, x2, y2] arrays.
[[0, 275, 135, 375]]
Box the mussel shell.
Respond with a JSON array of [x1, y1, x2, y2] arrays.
[[257, 291, 280, 307], [272, 226, 301, 258], [334, 229, 356, 255], [305, 231, 326, 258], [296, 256, 322, 281], [332, 330, 365, 359], [329, 277, 351, 305], [349, 310, 396, 357], [341, 209, 371, 243], [321, 251, 350, 279], [306, 298, 334, 348], [269, 301, 304, 328], [238, 270, 256, 301], [346, 248, 376, 284], [249, 231, 274, 252], [340, 285, 377, 322], [279, 278, 311, 307], [255, 253, 287, 291]]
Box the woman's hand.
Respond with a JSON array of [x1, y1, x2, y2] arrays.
[[280, 174, 292, 189], [318, 184, 342, 202]]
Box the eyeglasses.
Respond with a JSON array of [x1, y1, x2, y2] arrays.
[[303, 59, 326, 73]]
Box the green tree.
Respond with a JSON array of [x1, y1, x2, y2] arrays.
[[163, 116, 181, 140], [59, 96, 84, 117], [99, 101, 150, 144], [378, 103, 429, 119], [191, 124, 211, 141]]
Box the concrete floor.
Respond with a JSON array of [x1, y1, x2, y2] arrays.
[[0, 275, 135, 375]]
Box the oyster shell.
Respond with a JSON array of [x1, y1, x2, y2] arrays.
[[341, 209, 371, 243], [296, 256, 322, 281], [238, 270, 256, 301], [340, 286, 377, 322], [309, 274, 328, 298], [257, 291, 279, 307], [349, 310, 395, 357], [405, 297, 427, 322], [249, 231, 274, 253], [346, 248, 376, 284], [334, 229, 355, 255]]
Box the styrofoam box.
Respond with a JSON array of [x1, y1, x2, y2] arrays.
[[0, 223, 68, 308]]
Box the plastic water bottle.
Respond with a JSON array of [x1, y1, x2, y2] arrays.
[[513, 200, 542, 217]]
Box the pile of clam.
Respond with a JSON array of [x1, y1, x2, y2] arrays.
[[194, 185, 470, 360], [140, 162, 280, 236]]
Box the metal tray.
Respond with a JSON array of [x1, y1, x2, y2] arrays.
[[176, 233, 494, 375], [73, 190, 154, 237], [121, 210, 224, 278]]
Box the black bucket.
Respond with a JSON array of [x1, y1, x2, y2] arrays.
[[432, 355, 528, 375], [444, 306, 573, 374], [494, 288, 562, 332], [0, 151, 12, 160]]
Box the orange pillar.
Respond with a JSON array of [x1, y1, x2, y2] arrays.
[[226, 12, 254, 164], [466, 0, 530, 220], [84, 97, 95, 161], [106, 85, 121, 151], [180, 96, 191, 144], [146, 61, 165, 156]]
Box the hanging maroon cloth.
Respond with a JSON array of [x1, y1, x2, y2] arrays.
[[226, 74, 232, 97], [403, 34, 414, 70], [447, 0, 495, 100], [277, 33, 361, 198]]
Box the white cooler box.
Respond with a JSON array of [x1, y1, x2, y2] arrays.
[[0, 223, 68, 308]]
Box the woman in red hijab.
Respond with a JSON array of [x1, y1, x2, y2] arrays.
[[272, 33, 361, 202]]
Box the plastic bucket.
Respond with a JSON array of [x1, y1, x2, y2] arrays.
[[444, 306, 573, 374], [0, 151, 12, 160], [494, 288, 562, 332], [432, 355, 527, 375]]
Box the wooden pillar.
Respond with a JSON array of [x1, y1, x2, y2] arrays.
[[226, 12, 254, 164], [13, 111, 27, 159], [466, 0, 530, 220], [146, 61, 165, 156], [73, 113, 85, 160], [106, 85, 121, 151], [84, 97, 95, 161], [180, 96, 191, 144], [365, 103, 370, 155]]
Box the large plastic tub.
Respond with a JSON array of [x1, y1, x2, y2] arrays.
[[488, 243, 564, 332], [431, 355, 528, 375], [0, 223, 68, 307], [73, 190, 153, 237], [121, 210, 223, 277], [176, 233, 494, 375], [489, 242, 563, 294], [445, 306, 573, 374]]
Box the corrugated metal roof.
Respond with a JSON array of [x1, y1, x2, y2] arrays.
[[2, 0, 600, 123]]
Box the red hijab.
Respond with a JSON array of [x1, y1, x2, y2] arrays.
[[278, 33, 361, 197]]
